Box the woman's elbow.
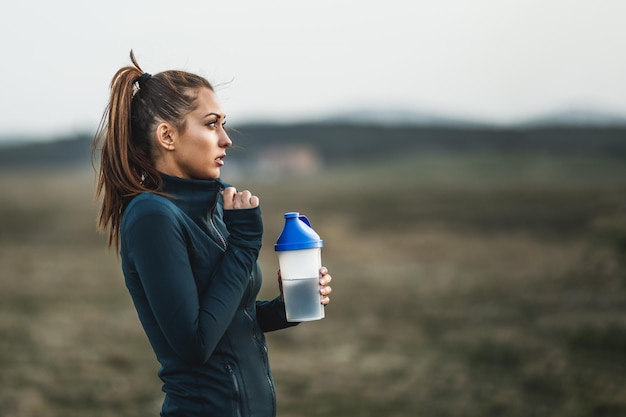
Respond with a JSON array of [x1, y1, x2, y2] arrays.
[[172, 337, 215, 365]]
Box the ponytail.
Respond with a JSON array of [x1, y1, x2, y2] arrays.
[[93, 50, 214, 250]]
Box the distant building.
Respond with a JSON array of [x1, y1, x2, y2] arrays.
[[256, 145, 320, 176]]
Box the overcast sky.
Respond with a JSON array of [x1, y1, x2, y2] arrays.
[[1, 0, 625, 139]]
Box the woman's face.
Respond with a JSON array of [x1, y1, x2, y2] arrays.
[[170, 88, 232, 180]]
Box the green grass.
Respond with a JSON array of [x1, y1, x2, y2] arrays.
[[1, 151, 626, 416]]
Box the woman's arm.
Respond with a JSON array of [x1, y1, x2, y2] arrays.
[[256, 297, 299, 332], [125, 202, 263, 365]]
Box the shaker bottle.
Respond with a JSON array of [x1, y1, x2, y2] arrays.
[[275, 212, 324, 322]]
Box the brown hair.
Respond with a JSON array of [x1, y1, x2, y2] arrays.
[[93, 50, 214, 249]]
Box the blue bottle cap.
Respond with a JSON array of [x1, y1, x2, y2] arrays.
[[275, 212, 324, 251]]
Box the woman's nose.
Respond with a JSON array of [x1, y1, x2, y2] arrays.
[[220, 129, 232, 148]]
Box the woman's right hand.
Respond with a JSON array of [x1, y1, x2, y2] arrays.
[[221, 186, 263, 246], [222, 187, 259, 210]]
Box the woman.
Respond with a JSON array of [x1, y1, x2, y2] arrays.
[[93, 51, 332, 417]]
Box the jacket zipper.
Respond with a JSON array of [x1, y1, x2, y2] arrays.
[[225, 363, 243, 417], [265, 348, 277, 416], [210, 189, 227, 250], [210, 215, 227, 250]]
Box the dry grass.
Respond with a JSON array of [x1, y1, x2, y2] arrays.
[[1, 152, 626, 416]]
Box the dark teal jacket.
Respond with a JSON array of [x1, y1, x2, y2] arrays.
[[120, 174, 297, 417]]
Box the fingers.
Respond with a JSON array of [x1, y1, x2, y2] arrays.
[[319, 266, 332, 305], [222, 187, 260, 209], [319, 267, 331, 285], [234, 190, 254, 209]]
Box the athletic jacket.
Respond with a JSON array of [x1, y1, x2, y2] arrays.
[[120, 173, 297, 416]]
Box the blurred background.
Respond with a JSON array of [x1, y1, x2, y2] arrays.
[[1, 1, 626, 416]]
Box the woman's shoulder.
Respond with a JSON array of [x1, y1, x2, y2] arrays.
[[120, 193, 186, 250], [127, 191, 174, 209], [122, 193, 179, 225]]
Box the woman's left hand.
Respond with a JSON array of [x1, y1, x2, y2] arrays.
[[319, 266, 332, 306]]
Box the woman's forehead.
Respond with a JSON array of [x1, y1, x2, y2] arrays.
[[192, 88, 224, 117]]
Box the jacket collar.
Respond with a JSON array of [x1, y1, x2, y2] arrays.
[[160, 173, 224, 216]]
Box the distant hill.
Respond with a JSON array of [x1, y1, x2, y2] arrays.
[[0, 124, 625, 171], [228, 123, 626, 164], [523, 108, 626, 127], [0, 134, 93, 171], [314, 107, 486, 128]]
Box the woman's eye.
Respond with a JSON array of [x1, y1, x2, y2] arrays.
[[206, 119, 226, 129]]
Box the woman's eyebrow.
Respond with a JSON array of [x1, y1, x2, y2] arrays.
[[202, 112, 224, 120]]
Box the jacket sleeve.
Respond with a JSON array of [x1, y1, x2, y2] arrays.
[[256, 297, 300, 332], [124, 202, 263, 365]]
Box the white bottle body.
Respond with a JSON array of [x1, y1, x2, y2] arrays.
[[278, 248, 324, 322]]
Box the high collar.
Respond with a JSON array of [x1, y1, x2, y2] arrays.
[[160, 173, 224, 216]]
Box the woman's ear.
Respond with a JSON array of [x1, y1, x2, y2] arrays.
[[155, 122, 176, 151]]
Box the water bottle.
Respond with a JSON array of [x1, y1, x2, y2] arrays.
[[275, 212, 324, 322]]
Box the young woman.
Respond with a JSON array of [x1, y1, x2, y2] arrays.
[[93, 51, 332, 417]]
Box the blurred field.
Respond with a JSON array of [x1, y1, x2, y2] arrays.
[[1, 150, 626, 417]]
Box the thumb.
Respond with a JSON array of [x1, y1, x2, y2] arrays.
[[222, 187, 237, 209]]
